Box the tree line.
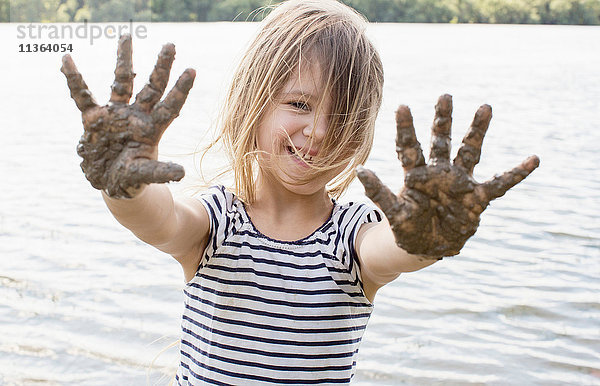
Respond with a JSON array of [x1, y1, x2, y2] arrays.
[[3, 0, 600, 24]]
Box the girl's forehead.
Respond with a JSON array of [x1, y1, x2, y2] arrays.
[[281, 62, 327, 99]]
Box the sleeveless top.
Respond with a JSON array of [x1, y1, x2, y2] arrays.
[[175, 185, 382, 385]]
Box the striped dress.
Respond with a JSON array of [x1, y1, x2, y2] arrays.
[[175, 185, 382, 385]]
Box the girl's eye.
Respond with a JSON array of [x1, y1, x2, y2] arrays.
[[289, 101, 310, 111]]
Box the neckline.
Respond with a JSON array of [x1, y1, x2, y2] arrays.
[[239, 198, 337, 246]]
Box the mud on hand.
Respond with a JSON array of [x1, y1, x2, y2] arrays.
[[357, 94, 540, 259], [61, 34, 196, 198]]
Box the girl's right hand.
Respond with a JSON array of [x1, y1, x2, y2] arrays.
[[61, 34, 195, 198]]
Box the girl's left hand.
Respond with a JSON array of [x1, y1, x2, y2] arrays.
[[356, 94, 539, 259]]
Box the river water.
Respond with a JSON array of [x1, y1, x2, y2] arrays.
[[1, 22, 599, 385]]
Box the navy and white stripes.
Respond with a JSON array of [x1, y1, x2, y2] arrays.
[[175, 185, 382, 385]]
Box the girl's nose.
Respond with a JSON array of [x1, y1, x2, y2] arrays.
[[302, 120, 326, 143]]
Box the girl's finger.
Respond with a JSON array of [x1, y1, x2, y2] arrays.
[[134, 43, 176, 112], [151, 68, 196, 136], [61, 54, 98, 112], [429, 94, 453, 163], [453, 104, 492, 175], [356, 166, 401, 218], [109, 34, 135, 104], [395, 105, 426, 171], [480, 155, 540, 202], [127, 159, 185, 187]]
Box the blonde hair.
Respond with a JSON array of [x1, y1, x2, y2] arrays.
[[204, 0, 384, 203]]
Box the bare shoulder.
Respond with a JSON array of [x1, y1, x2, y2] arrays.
[[355, 220, 381, 251]]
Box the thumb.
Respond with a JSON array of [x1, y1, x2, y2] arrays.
[[356, 166, 401, 218], [127, 159, 185, 185]]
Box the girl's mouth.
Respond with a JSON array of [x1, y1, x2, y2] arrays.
[[286, 146, 313, 167]]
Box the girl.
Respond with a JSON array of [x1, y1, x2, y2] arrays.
[[61, 0, 539, 384]]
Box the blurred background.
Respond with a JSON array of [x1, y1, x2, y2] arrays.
[[2, 0, 600, 24]]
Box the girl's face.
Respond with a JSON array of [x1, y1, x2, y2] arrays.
[[256, 62, 341, 196]]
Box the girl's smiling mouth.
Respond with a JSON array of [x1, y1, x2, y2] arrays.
[[286, 145, 314, 167], [286, 146, 313, 167]]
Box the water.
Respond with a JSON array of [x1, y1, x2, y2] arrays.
[[1, 22, 599, 385]]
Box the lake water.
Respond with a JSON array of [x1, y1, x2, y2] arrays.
[[1, 22, 599, 385]]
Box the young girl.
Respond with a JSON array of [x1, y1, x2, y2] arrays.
[[61, 0, 539, 384]]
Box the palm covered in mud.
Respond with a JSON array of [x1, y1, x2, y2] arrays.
[[61, 34, 195, 198], [357, 94, 539, 258]]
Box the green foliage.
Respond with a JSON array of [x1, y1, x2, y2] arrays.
[[56, 0, 83, 22], [8, 0, 61, 22], [0, 0, 9, 22], [2, 0, 599, 24], [150, 0, 189, 21], [87, 0, 150, 21], [478, 0, 532, 23], [344, 0, 403, 22], [207, 0, 270, 22]]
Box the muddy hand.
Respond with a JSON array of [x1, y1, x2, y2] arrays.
[[61, 34, 196, 198], [357, 94, 540, 259]]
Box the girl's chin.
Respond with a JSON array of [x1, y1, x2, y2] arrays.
[[281, 181, 326, 197], [269, 168, 326, 195]]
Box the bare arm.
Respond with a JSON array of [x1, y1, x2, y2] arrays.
[[356, 220, 436, 302], [102, 185, 210, 281]]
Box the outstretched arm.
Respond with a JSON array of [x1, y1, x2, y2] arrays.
[[356, 218, 436, 302], [101, 185, 209, 281], [62, 35, 208, 280], [355, 95, 539, 301]]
